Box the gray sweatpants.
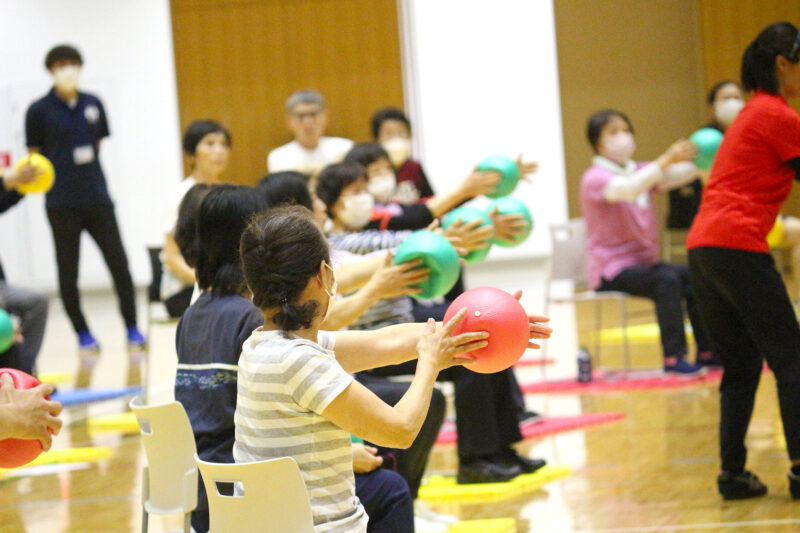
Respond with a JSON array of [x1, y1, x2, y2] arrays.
[[0, 281, 48, 374]]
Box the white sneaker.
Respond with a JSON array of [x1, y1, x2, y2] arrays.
[[414, 515, 449, 533], [414, 501, 458, 526]]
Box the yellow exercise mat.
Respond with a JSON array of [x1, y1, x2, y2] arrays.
[[596, 322, 694, 344], [88, 412, 140, 435], [418, 465, 570, 503], [0, 446, 112, 479], [37, 372, 73, 385], [449, 518, 516, 533]]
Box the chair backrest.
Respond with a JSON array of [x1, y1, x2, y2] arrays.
[[195, 454, 315, 533], [146, 247, 163, 303], [130, 396, 198, 514], [549, 218, 590, 286]]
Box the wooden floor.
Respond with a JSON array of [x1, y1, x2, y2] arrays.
[[2, 283, 800, 532]]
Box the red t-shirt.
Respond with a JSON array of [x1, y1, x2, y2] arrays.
[[688, 91, 800, 253]]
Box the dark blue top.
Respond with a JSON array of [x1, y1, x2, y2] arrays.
[[0, 177, 24, 281], [175, 291, 263, 465], [25, 88, 112, 209]]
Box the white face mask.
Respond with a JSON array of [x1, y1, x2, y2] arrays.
[[714, 98, 744, 128], [367, 173, 396, 203], [53, 65, 81, 92], [601, 131, 636, 165], [338, 192, 374, 229], [382, 137, 412, 167]]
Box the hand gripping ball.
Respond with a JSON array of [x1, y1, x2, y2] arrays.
[[0, 368, 48, 468], [485, 197, 533, 247], [442, 206, 494, 264], [0, 309, 13, 353], [13, 153, 55, 195], [690, 128, 724, 171], [393, 231, 461, 299], [477, 154, 520, 198], [443, 287, 529, 374]]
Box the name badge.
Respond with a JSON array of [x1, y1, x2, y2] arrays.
[[73, 145, 95, 165]]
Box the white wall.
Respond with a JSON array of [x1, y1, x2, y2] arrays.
[[398, 0, 568, 262], [0, 0, 182, 292]]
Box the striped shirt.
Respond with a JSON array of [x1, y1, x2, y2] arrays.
[[233, 329, 367, 533], [327, 230, 414, 329]]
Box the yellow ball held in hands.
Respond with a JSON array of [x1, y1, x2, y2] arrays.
[[13, 153, 55, 195]]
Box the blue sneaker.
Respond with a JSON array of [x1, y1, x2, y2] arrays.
[[127, 326, 147, 348], [664, 357, 707, 376], [78, 330, 100, 352]]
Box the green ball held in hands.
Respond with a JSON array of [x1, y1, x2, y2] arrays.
[[0, 309, 13, 353], [442, 207, 494, 264], [477, 154, 520, 198], [690, 128, 724, 170], [485, 197, 533, 247], [392, 231, 461, 299]]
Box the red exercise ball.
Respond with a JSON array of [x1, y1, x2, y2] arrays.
[[444, 287, 529, 374], [0, 368, 46, 468]]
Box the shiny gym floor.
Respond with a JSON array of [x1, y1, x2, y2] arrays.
[[1, 258, 798, 533]]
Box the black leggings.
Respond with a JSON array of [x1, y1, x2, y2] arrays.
[[363, 362, 522, 462], [689, 246, 800, 472], [47, 205, 137, 333], [598, 262, 711, 359]]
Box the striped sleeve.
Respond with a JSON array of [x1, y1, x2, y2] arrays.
[[286, 346, 353, 414]]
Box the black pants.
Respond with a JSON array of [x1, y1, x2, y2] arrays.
[[356, 373, 445, 498], [689, 247, 800, 472], [46, 205, 137, 333], [598, 262, 711, 358], [165, 285, 194, 318], [364, 362, 522, 462]]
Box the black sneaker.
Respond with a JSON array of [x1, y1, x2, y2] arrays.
[[717, 470, 768, 500], [495, 449, 547, 474], [788, 471, 800, 499], [457, 458, 521, 484]]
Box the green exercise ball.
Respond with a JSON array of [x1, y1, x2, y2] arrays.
[[0, 309, 14, 353], [690, 128, 724, 170], [393, 231, 461, 299], [477, 154, 520, 198], [442, 206, 494, 264], [485, 197, 533, 247]]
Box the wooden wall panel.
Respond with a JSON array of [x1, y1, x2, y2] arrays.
[[554, 0, 704, 218], [170, 0, 405, 185], [698, 0, 800, 214]]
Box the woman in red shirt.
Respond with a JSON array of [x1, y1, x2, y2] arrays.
[[688, 21, 800, 500]]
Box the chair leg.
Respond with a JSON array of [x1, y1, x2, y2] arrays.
[[183, 512, 191, 533], [141, 508, 148, 533], [620, 298, 631, 377], [593, 299, 603, 371]]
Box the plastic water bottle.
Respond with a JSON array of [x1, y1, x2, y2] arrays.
[[577, 347, 593, 383]]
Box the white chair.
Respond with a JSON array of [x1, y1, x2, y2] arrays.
[[543, 218, 652, 376], [130, 396, 198, 533], [195, 454, 315, 533]]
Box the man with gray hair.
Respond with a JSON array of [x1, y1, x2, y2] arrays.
[[267, 89, 354, 175]]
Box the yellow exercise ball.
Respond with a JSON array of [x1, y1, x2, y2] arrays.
[[13, 153, 55, 194], [767, 216, 785, 250]]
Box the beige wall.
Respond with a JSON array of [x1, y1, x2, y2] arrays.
[[554, 0, 705, 218]]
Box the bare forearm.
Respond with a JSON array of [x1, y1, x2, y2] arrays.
[[385, 359, 438, 447], [335, 255, 384, 294], [424, 189, 469, 218], [321, 289, 379, 331], [335, 322, 427, 373]]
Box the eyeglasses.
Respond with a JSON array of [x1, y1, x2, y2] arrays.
[[290, 109, 322, 121], [790, 31, 800, 62]]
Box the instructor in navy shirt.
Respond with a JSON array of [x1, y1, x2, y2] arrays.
[[25, 44, 144, 352]]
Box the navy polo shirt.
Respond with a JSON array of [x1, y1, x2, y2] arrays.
[[25, 88, 112, 208]]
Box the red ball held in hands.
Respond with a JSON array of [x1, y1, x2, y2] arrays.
[[444, 287, 529, 374], [0, 368, 48, 468]]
